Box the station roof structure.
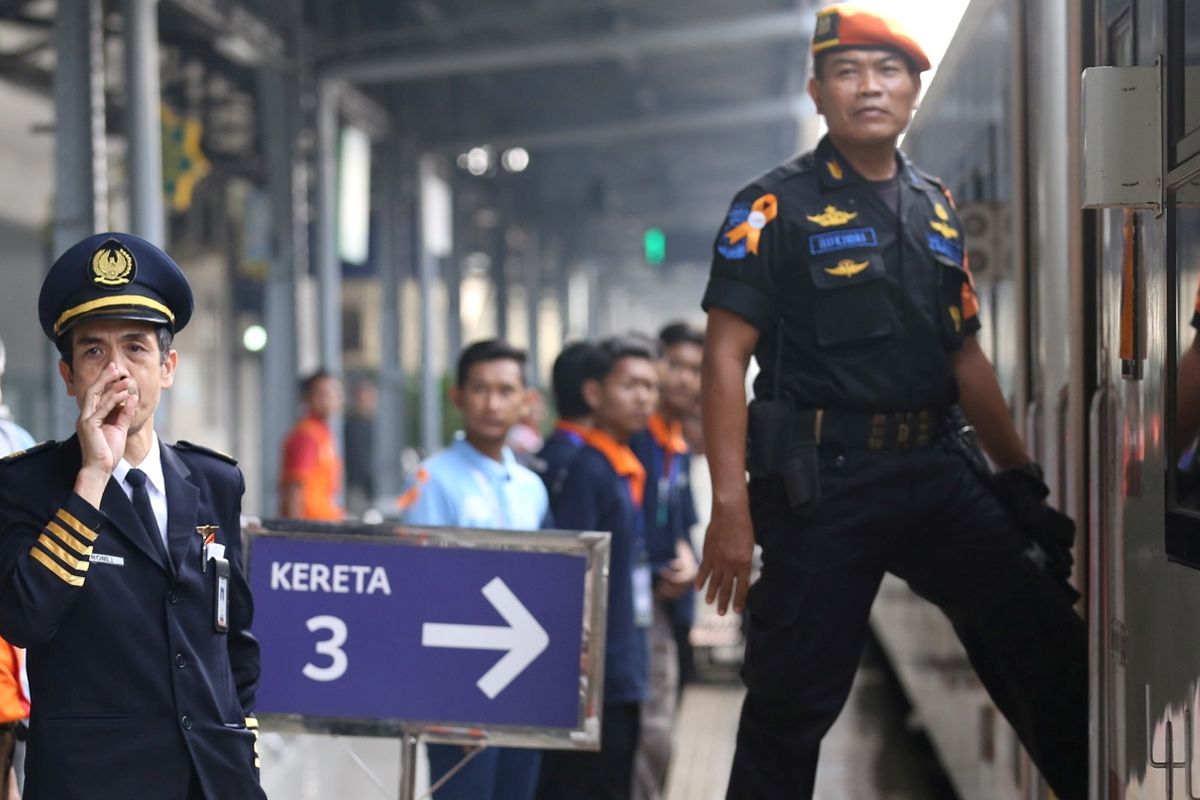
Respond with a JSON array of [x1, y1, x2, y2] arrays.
[[0, 0, 815, 268]]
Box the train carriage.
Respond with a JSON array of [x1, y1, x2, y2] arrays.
[[876, 0, 1200, 797]]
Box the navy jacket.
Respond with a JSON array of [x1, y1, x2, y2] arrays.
[[549, 445, 648, 705], [630, 429, 699, 629], [0, 437, 264, 800]]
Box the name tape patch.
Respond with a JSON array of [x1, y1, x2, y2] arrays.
[[928, 232, 964, 264], [90, 553, 125, 567], [809, 227, 878, 256]]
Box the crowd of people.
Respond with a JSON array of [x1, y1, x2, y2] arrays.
[[267, 304, 707, 800], [0, 5, 1094, 799]]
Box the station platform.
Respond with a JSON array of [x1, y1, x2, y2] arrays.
[[259, 637, 955, 799]]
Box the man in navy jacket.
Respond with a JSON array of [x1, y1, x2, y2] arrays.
[[0, 233, 264, 800], [537, 336, 659, 800]]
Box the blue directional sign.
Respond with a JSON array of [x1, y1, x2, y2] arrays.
[[245, 523, 610, 746]]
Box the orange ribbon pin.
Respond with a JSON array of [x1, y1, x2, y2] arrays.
[[724, 193, 778, 255]]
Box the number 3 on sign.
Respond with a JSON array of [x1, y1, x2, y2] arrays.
[[303, 615, 348, 682]]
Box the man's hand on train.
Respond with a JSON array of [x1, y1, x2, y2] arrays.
[[696, 501, 754, 616]]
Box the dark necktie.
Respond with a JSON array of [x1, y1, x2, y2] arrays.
[[126, 468, 169, 566]]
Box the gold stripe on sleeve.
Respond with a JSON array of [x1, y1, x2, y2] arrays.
[[30, 547, 86, 587], [55, 509, 98, 543], [45, 521, 92, 557], [36, 535, 91, 572]]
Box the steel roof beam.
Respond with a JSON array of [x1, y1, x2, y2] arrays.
[[322, 8, 813, 84], [438, 94, 809, 153]]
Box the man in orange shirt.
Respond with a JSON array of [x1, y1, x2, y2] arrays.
[[280, 371, 344, 520]]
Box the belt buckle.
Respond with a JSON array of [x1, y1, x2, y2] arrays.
[[896, 412, 912, 450], [868, 414, 887, 450]]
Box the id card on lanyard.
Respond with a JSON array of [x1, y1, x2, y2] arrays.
[[655, 450, 679, 529], [632, 555, 653, 628], [626, 473, 654, 628]]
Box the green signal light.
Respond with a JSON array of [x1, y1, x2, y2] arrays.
[[643, 228, 666, 266]]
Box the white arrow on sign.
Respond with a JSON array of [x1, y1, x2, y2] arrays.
[[421, 577, 551, 699]]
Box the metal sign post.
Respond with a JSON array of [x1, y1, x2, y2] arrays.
[[244, 519, 610, 795], [398, 732, 418, 800]]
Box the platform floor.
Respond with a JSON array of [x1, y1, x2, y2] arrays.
[[259, 640, 956, 800]]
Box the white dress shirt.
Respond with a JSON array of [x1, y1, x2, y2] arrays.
[[112, 433, 169, 548]]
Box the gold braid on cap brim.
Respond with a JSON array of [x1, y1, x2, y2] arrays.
[[54, 295, 175, 336]]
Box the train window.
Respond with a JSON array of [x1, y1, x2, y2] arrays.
[[1108, 8, 1133, 68], [1171, 0, 1200, 162], [1167, 190, 1200, 565]]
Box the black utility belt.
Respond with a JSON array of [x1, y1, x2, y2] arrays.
[[799, 408, 946, 451], [747, 401, 949, 513]]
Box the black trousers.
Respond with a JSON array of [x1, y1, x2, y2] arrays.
[[727, 442, 1087, 800], [537, 702, 640, 800]]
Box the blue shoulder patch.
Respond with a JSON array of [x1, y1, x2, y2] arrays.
[[717, 202, 752, 260], [928, 233, 963, 265]]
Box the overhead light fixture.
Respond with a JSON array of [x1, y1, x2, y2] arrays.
[[243, 324, 268, 353], [501, 147, 530, 173], [466, 146, 490, 176]]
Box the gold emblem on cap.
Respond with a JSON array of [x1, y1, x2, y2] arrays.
[[90, 240, 136, 287], [807, 205, 857, 227]]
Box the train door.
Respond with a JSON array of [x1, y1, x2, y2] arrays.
[[1096, 0, 1200, 796], [1091, 6, 1139, 796]]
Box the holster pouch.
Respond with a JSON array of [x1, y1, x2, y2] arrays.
[[747, 399, 820, 513]]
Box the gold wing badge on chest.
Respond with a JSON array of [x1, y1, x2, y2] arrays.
[[824, 259, 870, 278], [807, 205, 858, 228]]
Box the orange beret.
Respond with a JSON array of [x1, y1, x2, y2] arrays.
[[811, 4, 931, 73]]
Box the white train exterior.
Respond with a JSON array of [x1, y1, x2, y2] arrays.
[[876, 0, 1200, 797]]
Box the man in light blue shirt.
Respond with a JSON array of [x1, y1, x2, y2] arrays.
[[402, 339, 550, 800], [0, 336, 35, 458]]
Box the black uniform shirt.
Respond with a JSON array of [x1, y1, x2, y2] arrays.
[[701, 135, 981, 413]]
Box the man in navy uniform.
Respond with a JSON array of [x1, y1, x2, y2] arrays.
[[0, 233, 265, 799], [696, 5, 1087, 799], [535, 341, 599, 497], [537, 336, 659, 800]]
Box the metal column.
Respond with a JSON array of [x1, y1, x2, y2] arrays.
[[586, 264, 602, 339], [557, 263, 572, 345], [494, 229, 510, 340], [525, 240, 542, 385], [315, 80, 342, 377], [374, 144, 406, 500], [418, 156, 443, 455], [51, 0, 107, 436], [445, 250, 462, 361], [123, 0, 165, 246], [314, 79, 344, 464], [257, 64, 299, 517]]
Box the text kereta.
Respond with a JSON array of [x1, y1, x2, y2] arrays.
[[270, 561, 392, 595]]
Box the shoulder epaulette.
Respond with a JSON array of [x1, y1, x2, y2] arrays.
[[173, 440, 238, 465], [0, 440, 56, 465], [751, 154, 814, 192], [912, 165, 948, 192]]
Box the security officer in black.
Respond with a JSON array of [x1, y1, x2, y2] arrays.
[[0, 233, 265, 799], [695, 5, 1087, 800]]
